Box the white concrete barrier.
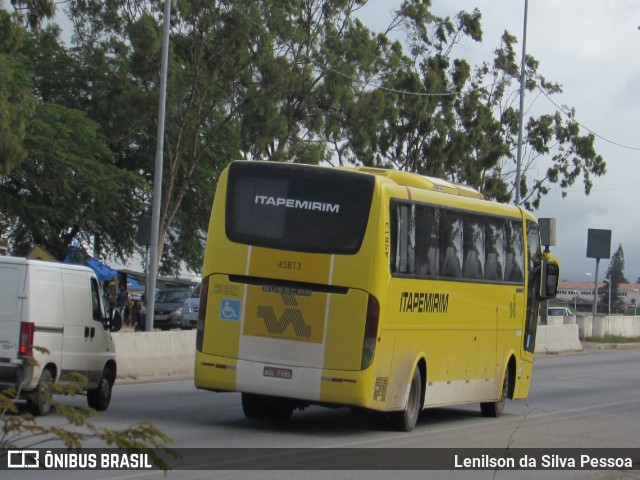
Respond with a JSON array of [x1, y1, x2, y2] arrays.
[[112, 325, 586, 380], [535, 324, 583, 354], [576, 315, 640, 340], [113, 330, 196, 380], [545, 315, 576, 326]]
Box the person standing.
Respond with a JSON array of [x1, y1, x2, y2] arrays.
[[116, 285, 129, 326]]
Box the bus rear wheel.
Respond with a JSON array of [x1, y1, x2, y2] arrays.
[[242, 393, 294, 421], [389, 368, 422, 432], [481, 366, 511, 418]]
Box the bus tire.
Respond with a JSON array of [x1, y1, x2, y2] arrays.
[[389, 367, 422, 432], [481, 365, 511, 418], [242, 393, 294, 421], [27, 368, 53, 416], [242, 393, 267, 419], [266, 402, 294, 421]]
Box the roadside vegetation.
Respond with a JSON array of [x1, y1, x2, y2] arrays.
[[585, 335, 640, 344], [0, 363, 174, 471]]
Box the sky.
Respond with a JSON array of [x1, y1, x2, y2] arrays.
[[359, 0, 640, 283]]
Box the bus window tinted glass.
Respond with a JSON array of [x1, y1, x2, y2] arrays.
[[226, 163, 375, 254], [505, 220, 524, 282], [440, 211, 463, 278], [415, 205, 439, 276], [463, 215, 485, 279], [485, 219, 506, 281]]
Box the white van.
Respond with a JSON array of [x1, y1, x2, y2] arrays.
[[0, 256, 119, 415]]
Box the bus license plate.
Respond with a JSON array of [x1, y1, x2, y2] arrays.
[[263, 366, 292, 379]]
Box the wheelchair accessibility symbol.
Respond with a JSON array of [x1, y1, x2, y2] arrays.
[[220, 299, 240, 322]]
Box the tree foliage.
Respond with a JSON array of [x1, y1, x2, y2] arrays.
[[602, 244, 628, 314], [0, 6, 33, 174], [348, 3, 606, 210], [0, 101, 147, 260], [0, 0, 607, 274]]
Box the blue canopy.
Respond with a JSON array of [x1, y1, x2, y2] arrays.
[[127, 274, 145, 290], [64, 246, 119, 281], [86, 257, 119, 282]]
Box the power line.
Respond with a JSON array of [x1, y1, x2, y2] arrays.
[[538, 87, 640, 151]]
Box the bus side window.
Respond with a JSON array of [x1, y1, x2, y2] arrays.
[[485, 219, 505, 281], [463, 214, 485, 279], [396, 204, 409, 274], [391, 202, 411, 274], [408, 204, 416, 275], [415, 205, 439, 277], [526, 221, 542, 272], [440, 211, 463, 278], [505, 220, 524, 282]]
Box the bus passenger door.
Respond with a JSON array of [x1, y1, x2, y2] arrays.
[[516, 221, 542, 398]]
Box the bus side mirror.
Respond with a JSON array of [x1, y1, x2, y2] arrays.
[[539, 259, 559, 300]]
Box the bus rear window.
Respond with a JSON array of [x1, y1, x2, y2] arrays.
[[226, 162, 375, 254]]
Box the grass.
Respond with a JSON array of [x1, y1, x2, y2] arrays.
[[585, 335, 640, 343]]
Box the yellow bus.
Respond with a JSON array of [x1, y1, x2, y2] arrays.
[[194, 161, 559, 431]]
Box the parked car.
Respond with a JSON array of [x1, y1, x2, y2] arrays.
[[181, 283, 201, 330], [153, 288, 192, 331], [548, 306, 573, 317]]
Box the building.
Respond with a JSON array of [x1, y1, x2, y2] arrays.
[[557, 281, 640, 314]]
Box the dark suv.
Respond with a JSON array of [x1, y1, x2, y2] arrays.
[[153, 288, 192, 331]]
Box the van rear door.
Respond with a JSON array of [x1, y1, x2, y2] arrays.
[[0, 263, 26, 365]]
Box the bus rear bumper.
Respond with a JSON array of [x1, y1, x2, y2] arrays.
[[195, 353, 373, 408]]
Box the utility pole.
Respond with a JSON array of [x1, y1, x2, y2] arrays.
[[145, 0, 172, 331], [515, 0, 528, 205]]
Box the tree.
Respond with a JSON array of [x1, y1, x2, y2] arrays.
[[2, 0, 607, 275], [602, 244, 628, 314], [9, 0, 56, 30], [61, 0, 386, 273], [0, 7, 33, 175], [348, 2, 606, 209], [0, 101, 148, 260]]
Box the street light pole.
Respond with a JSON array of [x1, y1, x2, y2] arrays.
[[515, 0, 529, 205], [145, 0, 172, 331]]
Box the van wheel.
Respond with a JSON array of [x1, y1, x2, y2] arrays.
[[389, 368, 422, 432], [28, 369, 53, 416], [88, 368, 113, 411], [481, 366, 511, 418]]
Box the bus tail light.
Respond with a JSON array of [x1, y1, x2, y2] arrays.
[[361, 294, 380, 370], [196, 276, 210, 352], [19, 322, 34, 357]]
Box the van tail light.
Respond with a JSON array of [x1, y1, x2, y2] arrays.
[[196, 276, 209, 352], [361, 295, 380, 370], [19, 322, 35, 357]]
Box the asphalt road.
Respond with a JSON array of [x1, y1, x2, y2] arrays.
[[5, 348, 640, 480]]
